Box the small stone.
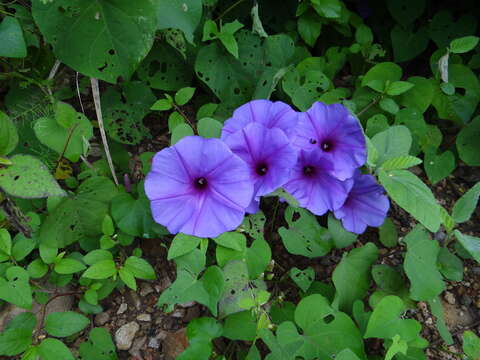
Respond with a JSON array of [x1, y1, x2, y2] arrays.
[[461, 295, 473, 307], [137, 314, 152, 322], [129, 335, 147, 358], [425, 317, 433, 326], [115, 321, 140, 350], [117, 303, 128, 315], [126, 290, 142, 310], [94, 312, 110, 326], [434, 231, 446, 242], [472, 267, 480, 276], [171, 309, 185, 318], [140, 283, 154, 297], [444, 291, 456, 305], [148, 337, 160, 349]]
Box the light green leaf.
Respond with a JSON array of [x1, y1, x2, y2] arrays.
[[312, 0, 342, 18], [463, 331, 480, 359], [379, 169, 441, 232], [327, 214, 357, 249], [379, 97, 399, 114], [452, 182, 480, 223], [197, 117, 223, 138], [27, 258, 48, 279], [0, 313, 35, 356], [386, 81, 415, 96], [404, 226, 445, 301], [0, 111, 19, 156], [381, 155, 422, 171], [82, 259, 117, 280], [212, 232, 245, 252], [454, 230, 480, 263], [168, 233, 201, 260], [0, 17, 27, 58], [424, 149, 455, 185], [371, 126, 412, 166], [0, 155, 66, 199], [119, 267, 137, 291], [32, 0, 157, 83], [54, 258, 86, 275], [124, 256, 155, 280], [78, 327, 117, 360], [289, 267, 315, 292], [45, 311, 89, 337], [0, 266, 32, 309], [171, 123, 194, 145], [38, 338, 74, 360], [0, 229, 12, 256], [102, 214, 115, 236], [332, 243, 379, 312], [362, 62, 402, 92], [355, 24, 373, 44], [151, 98, 173, 111], [175, 87, 196, 106], [450, 35, 479, 53]]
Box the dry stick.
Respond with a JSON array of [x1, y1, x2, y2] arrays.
[[173, 103, 197, 134], [90, 78, 119, 185], [356, 95, 382, 118]]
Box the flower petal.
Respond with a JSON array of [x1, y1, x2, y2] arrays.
[[221, 100, 298, 140]]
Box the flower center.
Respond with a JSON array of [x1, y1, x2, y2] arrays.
[[194, 177, 208, 189], [255, 163, 268, 176], [303, 165, 315, 177], [320, 140, 333, 152]]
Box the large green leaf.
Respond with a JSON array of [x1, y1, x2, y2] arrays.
[[379, 169, 441, 232], [404, 226, 445, 301], [391, 25, 429, 63], [0, 17, 27, 58], [0, 313, 35, 356], [156, 0, 202, 44], [39, 177, 117, 248], [332, 243, 379, 313], [79, 327, 118, 360], [31, 0, 158, 83], [0, 267, 32, 309], [0, 155, 66, 199], [361, 62, 402, 93], [371, 126, 412, 166], [38, 338, 74, 360]]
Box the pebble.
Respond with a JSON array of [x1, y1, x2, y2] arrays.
[[444, 291, 456, 305], [148, 337, 160, 349], [115, 321, 140, 350], [127, 290, 142, 310], [472, 267, 480, 276], [117, 303, 128, 315], [461, 295, 473, 307], [137, 314, 152, 322], [140, 283, 154, 297], [129, 335, 147, 358], [94, 312, 110, 326], [171, 309, 185, 318]]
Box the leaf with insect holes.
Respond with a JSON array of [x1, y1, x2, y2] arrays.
[[289, 267, 315, 292], [0, 155, 66, 199], [32, 0, 158, 83]]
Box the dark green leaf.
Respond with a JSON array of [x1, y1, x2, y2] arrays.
[[0, 17, 27, 58]]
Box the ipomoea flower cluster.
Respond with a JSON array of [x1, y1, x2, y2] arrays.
[[145, 100, 389, 238]]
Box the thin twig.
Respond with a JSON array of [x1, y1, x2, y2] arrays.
[[356, 95, 382, 118], [76, 72, 85, 114], [214, 0, 248, 21], [90, 78, 119, 185], [54, 123, 79, 171], [173, 104, 197, 134]]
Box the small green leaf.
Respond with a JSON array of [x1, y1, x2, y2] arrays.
[[424, 149, 455, 185], [168, 233, 201, 260], [463, 331, 480, 359], [381, 155, 422, 171], [379, 218, 398, 248], [171, 123, 194, 145], [82, 259, 117, 280], [355, 24, 373, 45], [175, 87, 196, 105], [386, 81, 415, 96], [54, 258, 86, 275], [124, 256, 156, 280], [452, 182, 480, 223], [298, 12, 322, 47], [83, 249, 113, 265], [119, 266, 137, 290], [404, 226, 445, 301], [79, 327, 117, 360], [437, 248, 463, 282], [289, 267, 315, 292], [449, 35, 479, 54], [454, 230, 480, 263], [212, 232, 245, 252], [379, 97, 399, 114], [202, 19, 219, 40], [327, 214, 357, 249], [0, 229, 12, 256], [27, 258, 48, 279], [0, 112, 19, 156], [0, 17, 27, 58], [38, 338, 74, 360], [0, 267, 32, 309], [197, 117, 223, 138], [372, 126, 412, 166], [102, 215, 115, 236], [362, 62, 402, 92], [151, 98, 173, 111], [45, 311, 89, 337], [429, 297, 453, 345], [0, 155, 66, 199]]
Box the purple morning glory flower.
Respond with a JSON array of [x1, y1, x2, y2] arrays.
[[334, 171, 389, 234], [292, 101, 366, 180], [221, 99, 298, 141], [283, 149, 353, 216], [224, 123, 298, 209], [144, 136, 254, 238]]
